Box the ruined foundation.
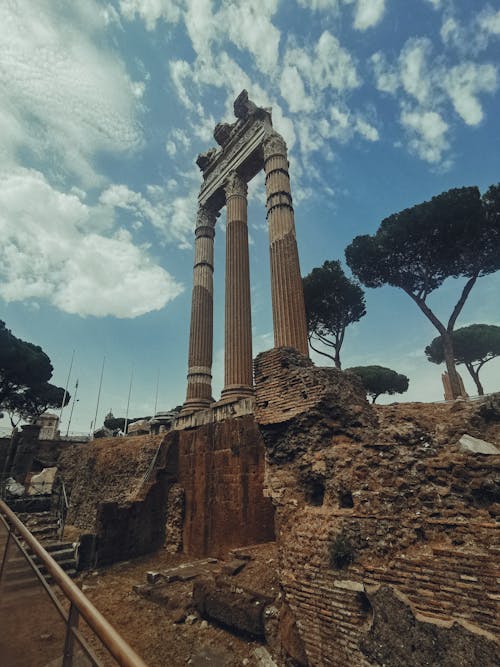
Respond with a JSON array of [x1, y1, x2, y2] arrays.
[[254, 348, 500, 667]]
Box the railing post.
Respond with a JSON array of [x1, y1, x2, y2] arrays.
[[0, 524, 12, 584], [63, 601, 80, 667]]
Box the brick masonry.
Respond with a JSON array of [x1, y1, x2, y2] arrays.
[[254, 347, 500, 666], [177, 413, 275, 557]]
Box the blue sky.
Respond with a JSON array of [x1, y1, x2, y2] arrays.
[[0, 0, 499, 434]]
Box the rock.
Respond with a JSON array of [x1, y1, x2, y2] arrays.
[[221, 559, 247, 576], [200, 620, 208, 629], [185, 614, 198, 625], [458, 434, 499, 455], [146, 571, 162, 584], [6, 477, 24, 497], [28, 466, 57, 495], [253, 647, 278, 666]]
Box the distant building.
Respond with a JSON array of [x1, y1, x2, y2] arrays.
[[35, 412, 59, 440]]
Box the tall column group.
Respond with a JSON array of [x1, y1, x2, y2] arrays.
[[183, 130, 309, 413]]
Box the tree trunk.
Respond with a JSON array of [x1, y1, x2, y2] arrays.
[[466, 362, 484, 396], [334, 348, 341, 369], [441, 332, 463, 399]]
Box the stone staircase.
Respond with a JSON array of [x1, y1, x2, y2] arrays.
[[1, 510, 78, 604]]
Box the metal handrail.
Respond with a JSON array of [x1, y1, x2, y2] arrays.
[[0, 499, 148, 667]]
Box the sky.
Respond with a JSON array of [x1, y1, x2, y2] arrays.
[[0, 0, 499, 435]]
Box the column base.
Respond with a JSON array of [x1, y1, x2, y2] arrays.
[[181, 397, 213, 414], [220, 384, 254, 401]]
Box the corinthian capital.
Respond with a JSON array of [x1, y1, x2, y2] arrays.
[[224, 171, 248, 199], [196, 202, 218, 228], [263, 131, 287, 160]]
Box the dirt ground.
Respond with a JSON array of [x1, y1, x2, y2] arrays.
[[73, 542, 279, 667]]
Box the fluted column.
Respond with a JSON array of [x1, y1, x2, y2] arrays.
[[183, 203, 217, 412], [263, 132, 309, 356], [222, 171, 254, 399]]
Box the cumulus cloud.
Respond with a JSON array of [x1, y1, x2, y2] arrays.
[[100, 180, 197, 250], [118, 0, 182, 30], [0, 169, 183, 318], [0, 0, 143, 186], [285, 32, 360, 93], [352, 0, 386, 31], [296, 0, 385, 30], [441, 6, 500, 54], [371, 34, 498, 163], [279, 66, 315, 113], [443, 62, 497, 125], [400, 108, 449, 163]]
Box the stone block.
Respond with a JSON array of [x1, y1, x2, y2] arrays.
[[193, 576, 273, 639], [28, 466, 57, 495], [458, 434, 499, 455]]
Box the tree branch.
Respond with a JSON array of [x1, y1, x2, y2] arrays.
[[403, 289, 446, 334], [309, 337, 336, 364], [447, 274, 478, 332]]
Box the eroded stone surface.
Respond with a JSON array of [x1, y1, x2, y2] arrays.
[[361, 586, 499, 667]]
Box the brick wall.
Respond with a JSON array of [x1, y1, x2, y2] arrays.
[[255, 348, 499, 666], [177, 414, 275, 557]]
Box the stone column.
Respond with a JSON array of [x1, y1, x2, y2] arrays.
[[183, 204, 217, 412], [263, 132, 309, 356], [222, 171, 254, 399]]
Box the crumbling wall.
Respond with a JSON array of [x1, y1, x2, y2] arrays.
[[255, 348, 500, 667], [59, 434, 163, 530], [178, 414, 275, 557]]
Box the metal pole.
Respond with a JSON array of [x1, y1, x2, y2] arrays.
[[59, 349, 75, 429], [124, 365, 134, 435], [0, 524, 12, 583], [65, 379, 79, 437], [92, 356, 106, 439], [153, 369, 160, 416], [62, 601, 79, 667]]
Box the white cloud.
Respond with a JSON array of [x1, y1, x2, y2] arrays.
[[100, 182, 196, 249], [118, 0, 182, 30], [353, 0, 386, 31], [440, 7, 500, 54], [399, 38, 433, 105], [0, 169, 183, 318], [355, 118, 379, 141], [443, 62, 497, 125], [296, 0, 340, 9], [284, 32, 360, 96], [370, 52, 399, 94], [371, 34, 498, 163], [0, 0, 143, 186], [400, 108, 449, 163], [280, 66, 315, 113], [296, 0, 385, 30], [223, 0, 281, 74], [478, 7, 500, 36]]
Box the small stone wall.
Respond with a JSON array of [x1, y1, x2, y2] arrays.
[[254, 348, 500, 667]]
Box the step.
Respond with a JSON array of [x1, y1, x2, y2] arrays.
[[42, 541, 75, 554]]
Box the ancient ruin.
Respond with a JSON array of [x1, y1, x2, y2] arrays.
[[183, 90, 308, 412], [1, 90, 499, 667]]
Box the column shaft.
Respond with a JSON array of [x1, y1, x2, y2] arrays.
[[222, 172, 253, 398], [264, 133, 309, 356], [183, 205, 217, 412]]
